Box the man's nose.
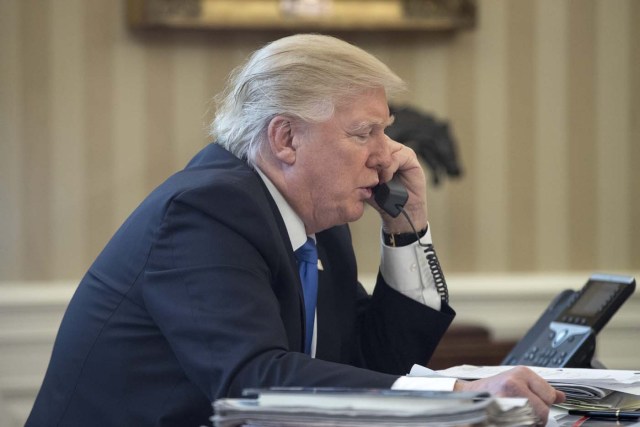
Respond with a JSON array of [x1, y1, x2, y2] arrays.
[[366, 135, 393, 171]]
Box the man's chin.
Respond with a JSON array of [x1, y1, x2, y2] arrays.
[[318, 203, 365, 230], [344, 204, 366, 224]]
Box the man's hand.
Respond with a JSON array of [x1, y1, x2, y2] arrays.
[[368, 138, 429, 234], [454, 366, 565, 426]]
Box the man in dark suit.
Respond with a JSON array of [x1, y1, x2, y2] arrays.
[[27, 34, 563, 427]]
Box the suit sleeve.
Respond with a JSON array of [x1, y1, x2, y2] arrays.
[[356, 274, 455, 375], [315, 225, 455, 377]]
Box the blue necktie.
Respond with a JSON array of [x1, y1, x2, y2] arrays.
[[295, 238, 319, 355]]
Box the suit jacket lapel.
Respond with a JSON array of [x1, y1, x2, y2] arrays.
[[314, 242, 342, 360], [256, 174, 307, 353]]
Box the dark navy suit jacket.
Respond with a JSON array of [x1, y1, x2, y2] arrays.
[[26, 143, 455, 427]]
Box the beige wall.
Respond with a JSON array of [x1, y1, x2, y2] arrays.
[[1, 0, 638, 282]]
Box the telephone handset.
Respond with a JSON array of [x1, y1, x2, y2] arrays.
[[502, 273, 635, 368], [372, 176, 409, 218]]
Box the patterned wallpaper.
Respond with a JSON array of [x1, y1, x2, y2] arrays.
[[1, 0, 638, 281]]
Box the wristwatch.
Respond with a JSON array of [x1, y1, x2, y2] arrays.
[[383, 227, 428, 247]]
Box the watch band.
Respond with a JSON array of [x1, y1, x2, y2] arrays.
[[383, 227, 428, 247]]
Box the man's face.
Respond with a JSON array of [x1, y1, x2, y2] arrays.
[[289, 88, 396, 233]]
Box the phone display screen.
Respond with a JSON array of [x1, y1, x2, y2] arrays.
[[557, 276, 635, 332], [567, 282, 619, 317]]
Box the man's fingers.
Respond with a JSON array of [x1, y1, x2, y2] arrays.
[[525, 370, 562, 406], [554, 389, 566, 404], [489, 367, 561, 426], [524, 393, 551, 426]]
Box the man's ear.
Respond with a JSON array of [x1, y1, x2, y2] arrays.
[[267, 115, 297, 165]]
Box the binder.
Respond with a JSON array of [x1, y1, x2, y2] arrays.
[[212, 387, 537, 427]]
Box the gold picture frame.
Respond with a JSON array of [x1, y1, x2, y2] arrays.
[[127, 0, 476, 32]]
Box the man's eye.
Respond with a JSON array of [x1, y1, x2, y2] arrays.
[[352, 132, 371, 142]]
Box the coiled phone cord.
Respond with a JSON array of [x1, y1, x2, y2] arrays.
[[398, 206, 449, 304]]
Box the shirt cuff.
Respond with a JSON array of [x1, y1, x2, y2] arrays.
[[391, 375, 458, 391], [379, 224, 441, 311]]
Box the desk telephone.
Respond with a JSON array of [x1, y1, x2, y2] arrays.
[[502, 274, 635, 368]]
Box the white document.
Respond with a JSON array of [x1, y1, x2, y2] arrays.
[[409, 364, 640, 411], [421, 365, 640, 395]]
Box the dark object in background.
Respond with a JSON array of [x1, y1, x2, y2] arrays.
[[387, 105, 463, 185]]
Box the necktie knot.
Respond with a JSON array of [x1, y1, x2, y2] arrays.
[[295, 238, 318, 265]]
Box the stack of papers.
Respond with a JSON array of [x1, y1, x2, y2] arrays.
[[411, 364, 640, 411], [212, 387, 539, 427]]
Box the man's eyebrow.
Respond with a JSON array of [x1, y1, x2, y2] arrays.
[[347, 115, 395, 133]]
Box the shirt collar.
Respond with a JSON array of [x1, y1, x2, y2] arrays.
[[255, 167, 311, 251]]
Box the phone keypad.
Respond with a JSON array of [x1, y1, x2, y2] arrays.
[[521, 346, 570, 367], [513, 322, 593, 367]]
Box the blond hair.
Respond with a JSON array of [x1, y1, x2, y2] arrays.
[[210, 34, 406, 166]]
